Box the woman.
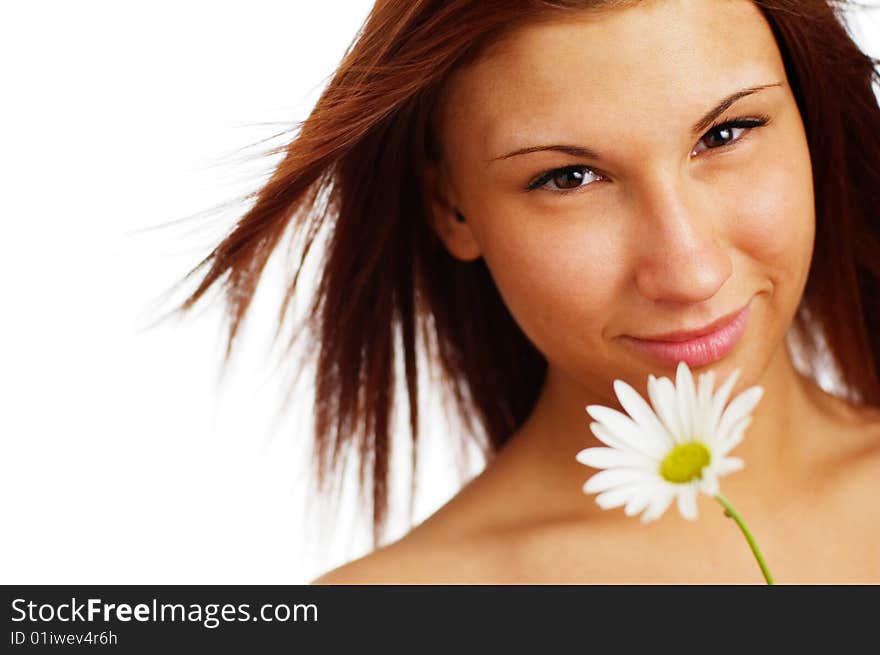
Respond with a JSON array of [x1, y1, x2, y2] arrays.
[[175, 0, 880, 583]]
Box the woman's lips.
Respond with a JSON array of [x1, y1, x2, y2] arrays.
[[619, 299, 753, 368]]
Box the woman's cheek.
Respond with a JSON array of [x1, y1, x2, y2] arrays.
[[480, 219, 619, 356], [725, 140, 815, 294]]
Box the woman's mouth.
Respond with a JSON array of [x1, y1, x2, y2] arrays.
[[619, 298, 754, 368]]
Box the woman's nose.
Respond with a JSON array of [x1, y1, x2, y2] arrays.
[[632, 173, 732, 304]]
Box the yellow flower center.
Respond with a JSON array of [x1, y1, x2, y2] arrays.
[[660, 442, 711, 483]]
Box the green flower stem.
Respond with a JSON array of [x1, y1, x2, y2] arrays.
[[713, 492, 775, 585]]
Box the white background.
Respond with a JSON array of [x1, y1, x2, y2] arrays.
[[1, 2, 878, 584]]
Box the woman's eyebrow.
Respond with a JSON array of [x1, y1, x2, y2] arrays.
[[690, 81, 783, 134], [487, 81, 784, 164]]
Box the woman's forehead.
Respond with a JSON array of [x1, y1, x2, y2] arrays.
[[438, 0, 785, 156]]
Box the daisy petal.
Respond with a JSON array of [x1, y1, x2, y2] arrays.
[[612, 379, 675, 454], [714, 457, 745, 476], [707, 367, 742, 434], [595, 483, 645, 510], [677, 485, 699, 520], [676, 362, 697, 440], [716, 416, 752, 457], [587, 405, 663, 460], [640, 487, 676, 523], [699, 468, 720, 496], [624, 491, 654, 517], [648, 375, 685, 443], [588, 420, 637, 452], [575, 447, 655, 471], [695, 370, 716, 438], [716, 386, 764, 446], [583, 467, 652, 494]]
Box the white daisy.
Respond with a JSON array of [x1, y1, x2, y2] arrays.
[[576, 361, 764, 524]]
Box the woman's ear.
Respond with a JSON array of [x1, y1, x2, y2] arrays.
[[423, 164, 482, 262]]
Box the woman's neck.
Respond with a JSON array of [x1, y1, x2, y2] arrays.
[[497, 339, 848, 524]]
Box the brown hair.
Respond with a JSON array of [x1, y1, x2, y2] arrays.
[[166, 0, 880, 546]]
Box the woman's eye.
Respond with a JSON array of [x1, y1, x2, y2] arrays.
[[526, 165, 602, 193], [691, 116, 770, 156], [526, 115, 770, 195]]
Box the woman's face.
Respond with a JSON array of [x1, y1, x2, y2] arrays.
[[429, 0, 815, 403]]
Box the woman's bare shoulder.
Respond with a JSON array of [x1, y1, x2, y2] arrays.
[[309, 528, 507, 584], [311, 468, 521, 584], [830, 398, 880, 469], [308, 547, 404, 585], [309, 539, 427, 585]]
